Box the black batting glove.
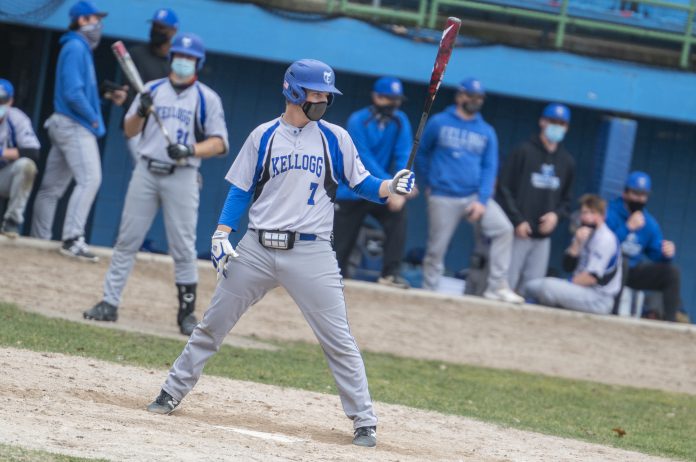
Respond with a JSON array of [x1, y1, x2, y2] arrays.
[[137, 92, 153, 118], [167, 143, 195, 161]]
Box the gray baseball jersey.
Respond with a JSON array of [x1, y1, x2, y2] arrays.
[[126, 78, 229, 166], [575, 222, 622, 297], [0, 108, 40, 151]]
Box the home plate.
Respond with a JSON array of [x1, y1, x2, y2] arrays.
[[212, 425, 306, 443]]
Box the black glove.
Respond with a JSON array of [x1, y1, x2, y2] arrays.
[[137, 92, 153, 118], [167, 143, 195, 161]]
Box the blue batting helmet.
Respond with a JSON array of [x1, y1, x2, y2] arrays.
[[626, 171, 651, 193], [170, 33, 205, 71], [282, 59, 342, 106], [0, 79, 14, 103]]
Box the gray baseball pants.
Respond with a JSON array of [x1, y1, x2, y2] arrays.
[[103, 159, 199, 306], [162, 230, 378, 429], [0, 158, 37, 225], [31, 113, 102, 241], [508, 237, 551, 293], [423, 194, 514, 291], [524, 277, 614, 314]]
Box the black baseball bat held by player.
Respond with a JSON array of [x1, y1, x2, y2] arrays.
[[406, 17, 461, 170]]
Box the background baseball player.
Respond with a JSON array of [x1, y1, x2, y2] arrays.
[[146, 59, 415, 448], [84, 33, 228, 336], [0, 78, 40, 237]]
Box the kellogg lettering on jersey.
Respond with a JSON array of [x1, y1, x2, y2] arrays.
[[531, 163, 560, 190], [271, 153, 324, 179], [438, 126, 487, 154], [156, 106, 193, 125]]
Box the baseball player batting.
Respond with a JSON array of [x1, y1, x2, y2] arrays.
[[84, 33, 229, 335], [146, 59, 415, 448]]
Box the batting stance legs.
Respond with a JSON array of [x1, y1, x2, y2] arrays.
[[160, 230, 378, 429]]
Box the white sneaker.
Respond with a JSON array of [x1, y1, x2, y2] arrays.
[[482, 287, 524, 304]]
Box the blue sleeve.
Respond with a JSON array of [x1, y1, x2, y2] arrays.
[[645, 220, 669, 262], [606, 208, 630, 242], [60, 43, 99, 124], [392, 113, 413, 172], [414, 118, 437, 189], [352, 175, 386, 204], [347, 114, 390, 179], [479, 127, 498, 204], [218, 184, 252, 231]]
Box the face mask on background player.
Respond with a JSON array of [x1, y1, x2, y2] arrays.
[[302, 101, 327, 122], [171, 58, 196, 80], [374, 103, 398, 118], [460, 99, 482, 115], [79, 22, 103, 50], [544, 123, 567, 143], [0, 104, 8, 119], [625, 199, 646, 213]]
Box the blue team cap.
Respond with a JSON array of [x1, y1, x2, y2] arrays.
[[542, 103, 571, 123], [69, 1, 107, 21], [0, 79, 14, 103], [150, 8, 179, 29], [457, 77, 485, 95], [626, 171, 651, 193], [373, 77, 405, 99]]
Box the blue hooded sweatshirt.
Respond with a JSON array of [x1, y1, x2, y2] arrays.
[[54, 32, 105, 137], [337, 106, 413, 201], [605, 197, 670, 267], [414, 105, 498, 203]]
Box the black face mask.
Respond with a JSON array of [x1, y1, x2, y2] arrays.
[[625, 200, 646, 213], [374, 104, 397, 118], [581, 222, 598, 230], [461, 101, 482, 115], [150, 28, 169, 47], [302, 101, 328, 122]]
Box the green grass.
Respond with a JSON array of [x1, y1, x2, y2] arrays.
[[0, 443, 107, 461], [2, 302, 695, 461]]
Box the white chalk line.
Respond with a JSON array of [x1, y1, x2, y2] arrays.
[[211, 425, 306, 443]]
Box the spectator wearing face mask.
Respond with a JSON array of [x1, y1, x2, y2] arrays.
[[496, 103, 576, 293], [606, 171, 684, 322], [415, 77, 523, 303], [333, 76, 414, 288]]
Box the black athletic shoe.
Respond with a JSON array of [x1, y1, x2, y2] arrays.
[[147, 389, 179, 415], [0, 219, 20, 238], [352, 425, 377, 447], [83, 301, 118, 322], [60, 236, 99, 263], [377, 275, 411, 289], [179, 313, 198, 336]]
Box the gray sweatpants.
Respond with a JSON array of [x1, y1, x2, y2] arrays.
[[0, 158, 37, 225], [524, 277, 614, 315], [508, 237, 551, 293], [31, 114, 102, 241], [103, 159, 199, 306], [163, 230, 377, 429], [423, 194, 514, 291]]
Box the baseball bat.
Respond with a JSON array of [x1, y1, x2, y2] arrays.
[[111, 40, 175, 147], [405, 17, 461, 170]]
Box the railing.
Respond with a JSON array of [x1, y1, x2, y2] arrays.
[[326, 0, 696, 68]]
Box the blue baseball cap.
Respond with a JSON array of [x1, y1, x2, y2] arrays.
[[69, 1, 107, 22], [542, 103, 571, 123], [150, 8, 179, 29], [373, 77, 405, 99], [457, 77, 485, 95], [0, 79, 14, 103], [626, 171, 651, 193]]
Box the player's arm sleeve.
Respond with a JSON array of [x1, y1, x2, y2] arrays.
[[202, 92, 229, 155], [340, 131, 385, 204], [60, 44, 100, 124], [392, 113, 413, 171], [347, 115, 389, 179], [414, 119, 437, 189], [225, 131, 260, 193], [218, 184, 252, 231], [496, 147, 524, 226], [478, 128, 499, 204], [585, 237, 617, 283], [555, 157, 575, 219]]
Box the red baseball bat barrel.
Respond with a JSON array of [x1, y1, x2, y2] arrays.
[[406, 17, 461, 170]]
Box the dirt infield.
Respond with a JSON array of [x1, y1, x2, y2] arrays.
[[0, 348, 675, 462], [2, 237, 695, 395]]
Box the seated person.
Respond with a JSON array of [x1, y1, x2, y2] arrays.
[[606, 171, 683, 322], [525, 194, 622, 314]]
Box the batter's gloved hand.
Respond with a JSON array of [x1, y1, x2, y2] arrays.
[[388, 169, 415, 196], [211, 230, 239, 281], [136, 92, 153, 118], [167, 143, 195, 161]]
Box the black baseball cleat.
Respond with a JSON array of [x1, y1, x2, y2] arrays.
[[60, 236, 99, 263], [83, 301, 118, 322], [352, 425, 377, 447], [147, 389, 180, 415], [0, 218, 20, 238], [179, 313, 198, 336]]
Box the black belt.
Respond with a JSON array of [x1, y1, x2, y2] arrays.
[[142, 156, 176, 175], [251, 229, 317, 250]]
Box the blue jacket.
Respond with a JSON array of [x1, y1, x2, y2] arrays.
[[415, 105, 498, 203], [605, 197, 670, 267], [337, 106, 412, 201], [54, 32, 105, 137]]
